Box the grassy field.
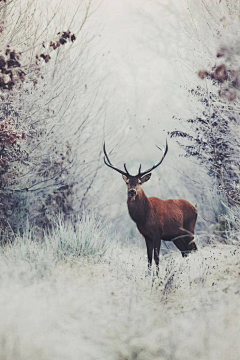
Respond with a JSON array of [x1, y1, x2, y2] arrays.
[[0, 216, 239, 360]]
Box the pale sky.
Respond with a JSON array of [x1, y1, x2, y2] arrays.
[[87, 0, 221, 155]]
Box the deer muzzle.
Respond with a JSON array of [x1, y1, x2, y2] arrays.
[[128, 189, 137, 198]]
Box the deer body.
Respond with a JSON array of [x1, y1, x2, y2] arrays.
[[126, 187, 197, 272], [128, 190, 197, 240], [103, 141, 198, 274]]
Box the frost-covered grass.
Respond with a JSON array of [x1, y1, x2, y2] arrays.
[[1, 214, 109, 282], [0, 217, 239, 360]]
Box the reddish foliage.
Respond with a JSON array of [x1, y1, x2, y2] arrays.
[[0, 118, 26, 173], [38, 31, 76, 63], [0, 56, 5, 68], [212, 64, 228, 82], [0, 20, 4, 34], [40, 53, 51, 63], [198, 64, 228, 83], [0, 118, 26, 145], [198, 70, 209, 80], [49, 30, 76, 51], [0, 48, 25, 90], [198, 47, 240, 101], [59, 38, 67, 45]]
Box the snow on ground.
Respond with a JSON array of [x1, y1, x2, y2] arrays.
[[0, 228, 239, 360]]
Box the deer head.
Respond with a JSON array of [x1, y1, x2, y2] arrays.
[[103, 140, 168, 201]]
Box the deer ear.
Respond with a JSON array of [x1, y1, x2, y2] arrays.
[[141, 173, 151, 183], [122, 175, 128, 182]]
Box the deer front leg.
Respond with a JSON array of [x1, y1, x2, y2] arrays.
[[145, 237, 154, 275], [154, 238, 161, 276]]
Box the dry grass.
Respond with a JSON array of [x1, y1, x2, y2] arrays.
[[0, 220, 239, 360]]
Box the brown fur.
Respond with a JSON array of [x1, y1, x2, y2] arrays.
[[124, 177, 198, 273]]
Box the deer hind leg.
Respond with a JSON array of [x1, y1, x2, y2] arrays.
[[173, 229, 197, 257], [173, 237, 189, 257], [185, 237, 197, 252], [183, 214, 198, 253], [154, 239, 161, 276], [182, 217, 198, 253]]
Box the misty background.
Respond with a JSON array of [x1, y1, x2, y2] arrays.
[[0, 1, 240, 359], [85, 0, 230, 235]]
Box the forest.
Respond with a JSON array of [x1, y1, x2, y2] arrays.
[[0, 0, 239, 359]]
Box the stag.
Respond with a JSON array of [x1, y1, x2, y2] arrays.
[[103, 141, 197, 274]]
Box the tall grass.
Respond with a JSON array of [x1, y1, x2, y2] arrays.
[[47, 213, 110, 260], [0, 213, 110, 282]]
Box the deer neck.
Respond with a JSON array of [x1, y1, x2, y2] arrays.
[[127, 189, 150, 224]]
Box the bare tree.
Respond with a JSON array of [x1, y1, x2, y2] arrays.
[[0, 0, 106, 238]]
